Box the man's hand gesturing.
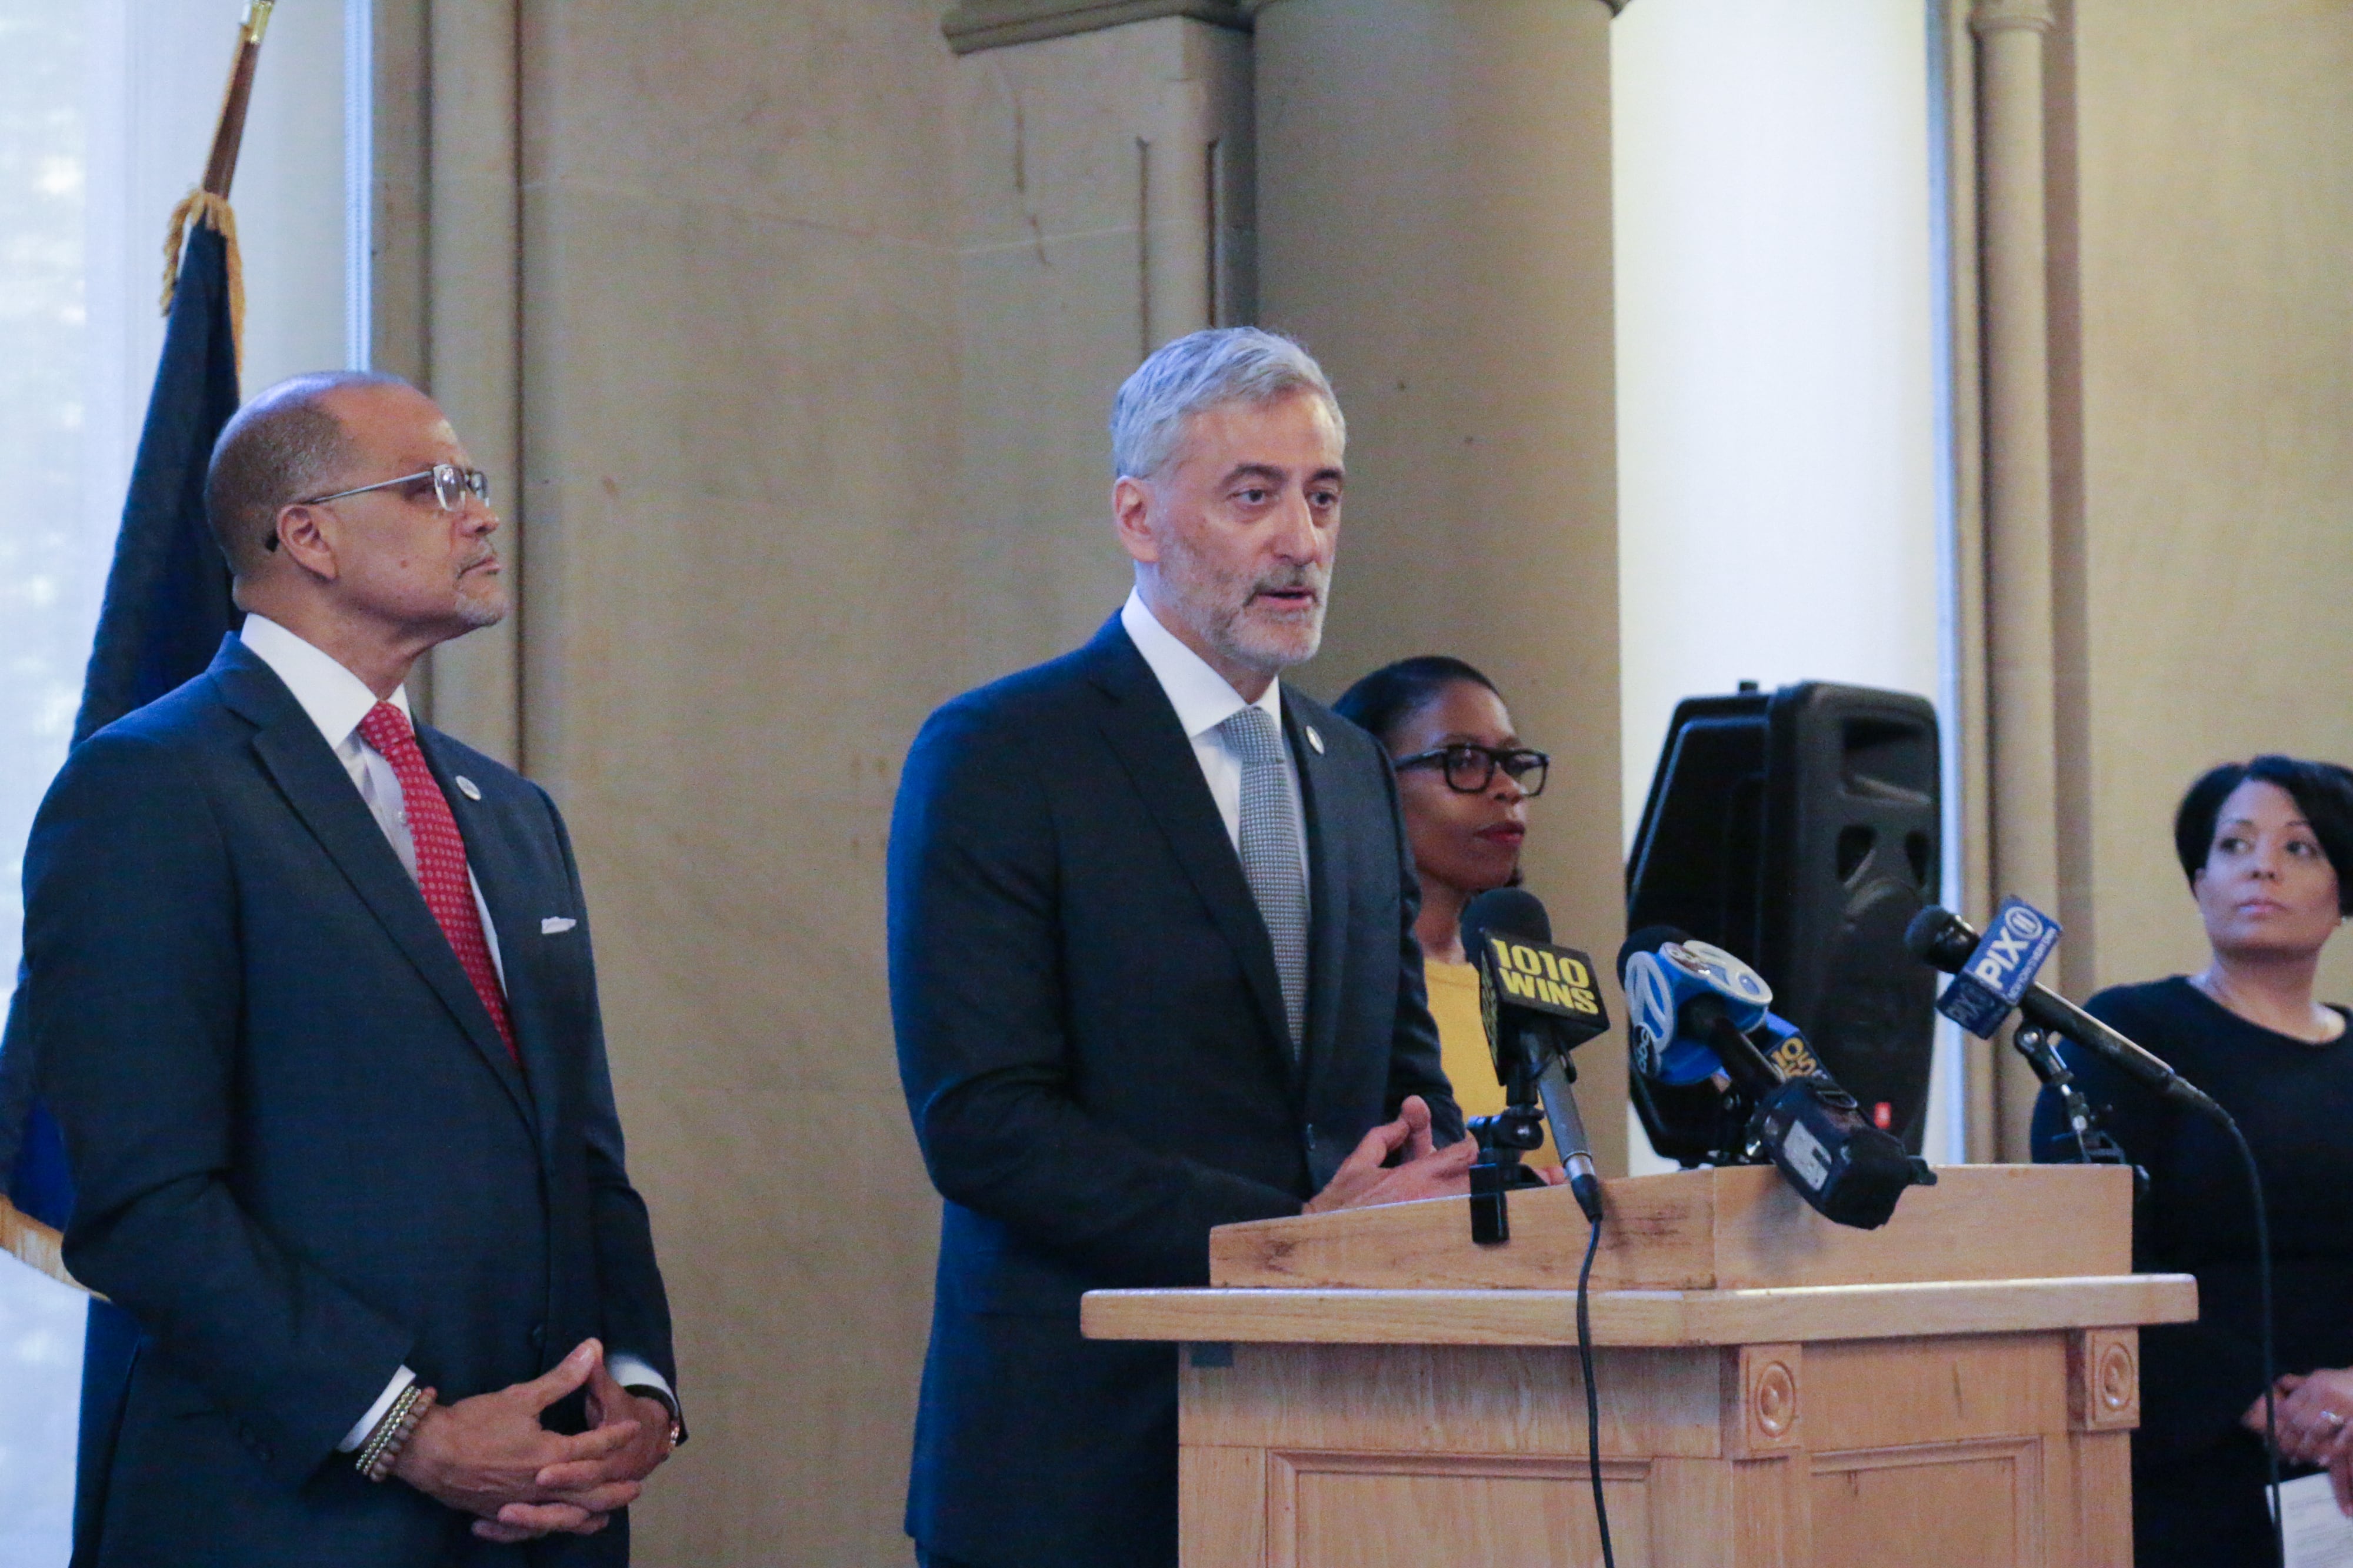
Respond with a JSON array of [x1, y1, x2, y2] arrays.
[[391, 1339, 647, 1541], [1304, 1095, 1475, 1214]]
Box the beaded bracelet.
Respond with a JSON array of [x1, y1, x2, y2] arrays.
[[356, 1382, 436, 1483]]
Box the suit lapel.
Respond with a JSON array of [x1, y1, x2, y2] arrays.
[[1287, 698, 1350, 1096], [214, 642, 535, 1134], [1083, 621, 1294, 1063], [418, 732, 564, 1156]]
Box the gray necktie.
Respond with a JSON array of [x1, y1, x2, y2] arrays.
[[1219, 706, 1308, 1054]]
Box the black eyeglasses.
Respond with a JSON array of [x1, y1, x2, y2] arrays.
[[1395, 744, 1550, 796]]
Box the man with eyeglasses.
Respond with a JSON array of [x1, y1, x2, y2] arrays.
[[889, 328, 1471, 1568], [21, 371, 679, 1565]]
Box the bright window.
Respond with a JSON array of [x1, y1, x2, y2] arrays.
[[0, 4, 362, 1556], [0, 1, 102, 1558]]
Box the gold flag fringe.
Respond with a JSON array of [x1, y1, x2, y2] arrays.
[[0, 1193, 99, 1298], [159, 189, 246, 381]]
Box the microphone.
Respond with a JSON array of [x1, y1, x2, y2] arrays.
[[1459, 889, 1608, 1223], [1618, 928, 1934, 1229], [1904, 904, 2222, 1117]]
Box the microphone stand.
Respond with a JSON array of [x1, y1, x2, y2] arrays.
[[2008, 1024, 2144, 1193], [1462, 1030, 1617, 1568], [1469, 1023, 1608, 1246], [1466, 1046, 1548, 1246]]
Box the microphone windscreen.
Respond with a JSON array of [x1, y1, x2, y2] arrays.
[[1617, 923, 1691, 982], [1461, 887, 1551, 950], [1903, 906, 1977, 970]]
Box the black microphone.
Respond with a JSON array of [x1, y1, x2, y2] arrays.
[[1618, 928, 1934, 1230], [1459, 889, 1607, 1223], [1903, 906, 2222, 1118]]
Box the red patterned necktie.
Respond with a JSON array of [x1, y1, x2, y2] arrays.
[[357, 701, 517, 1062]]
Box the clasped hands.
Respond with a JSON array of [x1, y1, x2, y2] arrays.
[[391, 1337, 675, 1541], [2245, 1367, 2353, 1514]]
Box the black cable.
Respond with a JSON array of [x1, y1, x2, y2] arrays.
[[2207, 1109, 2282, 1563], [1577, 1212, 1615, 1568]]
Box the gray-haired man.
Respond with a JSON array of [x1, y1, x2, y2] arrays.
[[889, 328, 1470, 1567]]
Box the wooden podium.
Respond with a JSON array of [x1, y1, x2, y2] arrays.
[[1084, 1165, 2195, 1568]]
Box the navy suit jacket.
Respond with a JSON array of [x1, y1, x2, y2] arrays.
[[889, 616, 1460, 1567], [22, 635, 674, 1567]]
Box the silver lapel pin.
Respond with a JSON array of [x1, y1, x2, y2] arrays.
[[454, 775, 483, 800], [1305, 725, 1325, 755]]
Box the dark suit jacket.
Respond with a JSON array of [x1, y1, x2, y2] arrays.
[[21, 635, 675, 1567], [889, 615, 1460, 1568]]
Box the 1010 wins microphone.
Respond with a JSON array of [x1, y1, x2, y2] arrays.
[[1461, 890, 1624, 1568], [1903, 903, 2222, 1118], [1619, 927, 1934, 1229], [1459, 888, 1608, 1224]]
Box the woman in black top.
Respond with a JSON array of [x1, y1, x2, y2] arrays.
[[2032, 755, 2353, 1565]]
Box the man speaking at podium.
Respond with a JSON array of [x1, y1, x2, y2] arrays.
[[23, 372, 679, 1563], [890, 328, 1471, 1568]]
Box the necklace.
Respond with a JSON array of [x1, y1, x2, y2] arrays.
[[2192, 969, 2342, 1045]]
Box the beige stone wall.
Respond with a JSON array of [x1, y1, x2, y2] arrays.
[[949, 16, 1254, 676], [1257, 0, 1628, 1172], [1954, 0, 2353, 1153], [2065, 1, 2353, 1002], [507, 4, 961, 1561]]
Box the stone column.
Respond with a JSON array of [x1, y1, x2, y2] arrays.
[[1972, 0, 2061, 1159], [419, 0, 524, 765], [945, 4, 1255, 674], [1255, 0, 1625, 1173]]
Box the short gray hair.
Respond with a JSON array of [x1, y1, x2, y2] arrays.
[[1109, 328, 1344, 480]]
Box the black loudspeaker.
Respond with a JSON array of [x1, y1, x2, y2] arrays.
[[1626, 682, 1941, 1156]]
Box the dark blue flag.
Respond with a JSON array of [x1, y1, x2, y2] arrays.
[[74, 218, 244, 748], [2, 211, 239, 1225], [0, 206, 241, 1563]]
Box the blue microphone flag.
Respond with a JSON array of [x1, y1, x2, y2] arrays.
[[1935, 896, 2062, 1037]]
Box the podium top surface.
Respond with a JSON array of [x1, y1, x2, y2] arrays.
[[1082, 1274, 2199, 1347], [1208, 1164, 2132, 1293]]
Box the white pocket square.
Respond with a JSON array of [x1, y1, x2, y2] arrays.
[[541, 916, 577, 935]]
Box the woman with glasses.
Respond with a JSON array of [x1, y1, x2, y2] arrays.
[[1334, 656, 1551, 1159]]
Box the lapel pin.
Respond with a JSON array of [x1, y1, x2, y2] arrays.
[[1305, 725, 1325, 755], [454, 775, 482, 801]]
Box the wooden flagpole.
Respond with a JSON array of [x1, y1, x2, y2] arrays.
[[0, 1199, 96, 1297], [202, 1, 276, 199], [159, 0, 275, 362]]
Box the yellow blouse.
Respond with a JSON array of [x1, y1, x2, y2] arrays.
[[1424, 959, 1557, 1163]]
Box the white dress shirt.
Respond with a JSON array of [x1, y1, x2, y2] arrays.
[[238, 616, 506, 984], [1119, 589, 1310, 896], [236, 615, 674, 1446]]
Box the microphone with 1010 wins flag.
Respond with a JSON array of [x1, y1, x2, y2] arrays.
[[1473, 932, 1609, 1052], [1460, 889, 1609, 1223]]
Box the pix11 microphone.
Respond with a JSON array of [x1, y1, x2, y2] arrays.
[[1903, 905, 2221, 1117], [1459, 889, 1607, 1222], [1619, 928, 1934, 1229]]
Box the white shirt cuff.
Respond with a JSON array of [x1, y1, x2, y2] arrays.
[[338, 1366, 416, 1452], [606, 1353, 675, 1412]]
